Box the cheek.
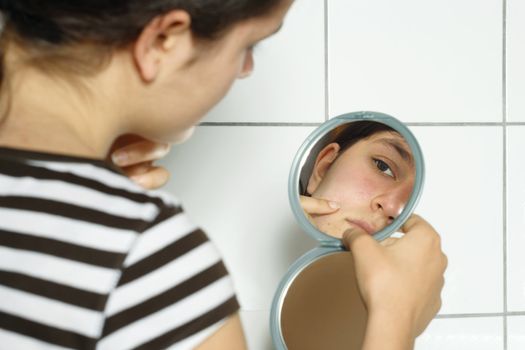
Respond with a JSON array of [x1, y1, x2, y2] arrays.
[[316, 168, 378, 209], [399, 178, 416, 202], [169, 126, 196, 144], [310, 211, 347, 238]]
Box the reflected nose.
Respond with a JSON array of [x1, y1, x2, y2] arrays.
[[372, 187, 411, 222], [238, 49, 254, 79]]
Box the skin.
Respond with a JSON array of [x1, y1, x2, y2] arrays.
[[0, 0, 447, 348], [305, 131, 415, 238], [343, 215, 447, 350], [0, 2, 291, 160]]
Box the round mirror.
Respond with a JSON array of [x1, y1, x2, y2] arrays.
[[271, 112, 425, 349], [280, 251, 366, 350], [288, 111, 425, 243]]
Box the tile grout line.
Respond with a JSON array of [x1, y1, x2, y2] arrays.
[[435, 312, 525, 319], [198, 122, 525, 127], [502, 0, 508, 348], [324, 0, 329, 122], [199, 122, 323, 127], [239, 309, 525, 317], [239, 308, 525, 316], [407, 122, 504, 126]]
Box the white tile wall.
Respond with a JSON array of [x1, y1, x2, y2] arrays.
[[508, 316, 525, 350], [507, 126, 525, 311], [507, 0, 525, 121], [415, 317, 503, 350], [162, 126, 318, 310], [204, 0, 325, 124], [412, 126, 503, 315], [160, 0, 521, 348], [328, 0, 502, 123]]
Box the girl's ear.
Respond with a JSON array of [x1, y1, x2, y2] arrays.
[[133, 10, 194, 82], [306, 142, 340, 195]]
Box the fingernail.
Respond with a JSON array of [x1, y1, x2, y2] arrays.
[[153, 144, 170, 159], [112, 151, 128, 166], [329, 201, 340, 209], [130, 175, 146, 187]]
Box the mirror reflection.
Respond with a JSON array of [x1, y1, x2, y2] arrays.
[[281, 252, 367, 350], [299, 121, 415, 238]]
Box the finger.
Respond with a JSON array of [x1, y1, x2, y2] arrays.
[[107, 134, 146, 158], [121, 161, 154, 177], [400, 214, 438, 239], [399, 214, 425, 234], [129, 166, 170, 190], [300, 196, 340, 215], [342, 228, 381, 260], [379, 237, 398, 247], [112, 140, 171, 167]]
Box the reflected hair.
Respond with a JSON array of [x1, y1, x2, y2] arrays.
[[299, 121, 398, 196]]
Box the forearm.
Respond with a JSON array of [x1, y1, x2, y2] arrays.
[[361, 311, 415, 350]]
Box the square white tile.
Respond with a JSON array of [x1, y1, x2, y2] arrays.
[[161, 126, 319, 310], [203, 0, 325, 123], [507, 126, 525, 311], [507, 0, 525, 121], [412, 126, 503, 314], [415, 317, 503, 350], [328, 0, 502, 123], [239, 309, 273, 350], [508, 316, 525, 350]]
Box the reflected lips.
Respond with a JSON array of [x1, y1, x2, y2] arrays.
[[346, 219, 376, 235]]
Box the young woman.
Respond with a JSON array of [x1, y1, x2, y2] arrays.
[[0, 1, 446, 349]]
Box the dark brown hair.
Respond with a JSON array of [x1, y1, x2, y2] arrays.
[[0, 0, 282, 83]]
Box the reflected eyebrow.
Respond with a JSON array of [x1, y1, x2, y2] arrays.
[[377, 138, 414, 165]]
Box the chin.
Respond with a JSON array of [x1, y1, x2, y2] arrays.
[[314, 222, 345, 239], [168, 126, 196, 145]]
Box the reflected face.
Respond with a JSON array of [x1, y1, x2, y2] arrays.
[[306, 131, 414, 238]]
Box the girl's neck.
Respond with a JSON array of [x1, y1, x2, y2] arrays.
[[0, 64, 125, 160]]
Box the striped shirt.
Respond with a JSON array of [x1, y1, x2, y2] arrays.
[[0, 146, 240, 350]]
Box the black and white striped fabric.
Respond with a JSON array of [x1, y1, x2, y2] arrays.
[[0, 147, 240, 349]]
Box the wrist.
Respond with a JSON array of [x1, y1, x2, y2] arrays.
[[362, 309, 415, 350]]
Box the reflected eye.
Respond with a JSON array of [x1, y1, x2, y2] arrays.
[[374, 159, 394, 178]]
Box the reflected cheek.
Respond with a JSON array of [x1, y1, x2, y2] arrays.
[[396, 178, 416, 203], [310, 212, 347, 238], [322, 177, 376, 209]]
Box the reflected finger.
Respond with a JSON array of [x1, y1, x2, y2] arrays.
[[300, 196, 340, 215]]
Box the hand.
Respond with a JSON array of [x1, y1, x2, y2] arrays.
[[108, 134, 171, 190], [299, 195, 340, 224], [342, 214, 447, 349]]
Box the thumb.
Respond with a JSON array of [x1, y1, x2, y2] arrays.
[[342, 228, 381, 259]]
